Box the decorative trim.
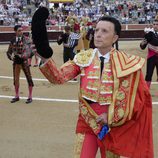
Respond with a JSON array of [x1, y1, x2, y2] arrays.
[[100, 103, 111, 105], [82, 95, 97, 102], [87, 76, 99, 79], [104, 69, 112, 72], [108, 71, 140, 126], [128, 70, 140, 119], [100, 91, 112, 94], [102, 80, 114, 83], [86, 87, 98, 90], [112, 50, 145, 77], [73, 49, 96, 67], [93, 66, 100, 68], [79, 96, 102, 134], [108, 52, 119, 125], [74, 133, 85, 158], [112, 76, 133, 126]]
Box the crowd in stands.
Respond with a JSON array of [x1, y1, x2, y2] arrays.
[[0, 0, 158, 26], [52, 0, 158, 25], [0, 2, 32, 26]]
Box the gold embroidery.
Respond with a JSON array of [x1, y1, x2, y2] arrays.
[[89, 119, 98, 130], [116, 101, 121, 106], [81, 88, 98, 101], [87, 81, 93, 87], [93, 81, 99, 87], [122, 80, 129, 88], [112, 81, 128, 123], [79, 97, 101, 134], [102, 72, 110, 80], [87, 81, 98, 90], [112, 50, 145, 77], [102, 63, 113, 81], [80, 105, 88, 115], [109, 66, 140, 126], [116, 90, 125, 100], [80, 54, 114, 105], [88, 71, 99, 77], [80, 69, 85, 76], [101, 84, 113, 92], [74, 133, 85, 158], [88, 71, 93, 76], [104, 62, 111, 69], [75, 49, 94, 65], [93, 59, 100, 67], [98, 96, 112, 104], [106, 150, 120, 158], [128, 71, 140, 119], [108, 49, 119, 125], [118, 108, 125, 118]]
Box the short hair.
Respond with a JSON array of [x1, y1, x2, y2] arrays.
[[64, 25, 71, 31], [14, 25, 22, 31], [154, 15, 158, 22], [98, 16, 121, 37]]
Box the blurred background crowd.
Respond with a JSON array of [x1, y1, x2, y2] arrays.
[[0, 0, 158, 26]]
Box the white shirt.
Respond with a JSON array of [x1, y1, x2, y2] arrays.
[[16, 36, 22, 42], [97, 50, 110, 64]]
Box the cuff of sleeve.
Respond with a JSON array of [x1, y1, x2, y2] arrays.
[[39, 58, 49, 67]]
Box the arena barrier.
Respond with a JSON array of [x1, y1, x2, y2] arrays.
[[0, 24, 147, 43]]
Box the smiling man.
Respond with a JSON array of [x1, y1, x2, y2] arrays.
[[32, 8, 153, 157]]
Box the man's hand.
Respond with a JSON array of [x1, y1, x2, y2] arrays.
[[96, 113, 108, 125], [7, 54, 13, 60], [63, 43, 69, 47], [15, 54, 22, 58], [140, 39, 148, 45], [140, 38, 148, 50], [58, 36, 62, 40]]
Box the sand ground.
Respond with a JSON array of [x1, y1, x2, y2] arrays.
[[0, 41, 158, 158]]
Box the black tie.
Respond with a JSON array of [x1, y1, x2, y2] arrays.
[[100, 56, 105, 75]]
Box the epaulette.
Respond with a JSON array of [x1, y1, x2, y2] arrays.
[[73, 49, 95, 67]]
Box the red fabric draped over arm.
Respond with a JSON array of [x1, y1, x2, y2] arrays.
[[104, 71, 153, 158]]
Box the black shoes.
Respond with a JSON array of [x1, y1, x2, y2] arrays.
[[25, 98, 33, 104], [11, 97, 20, 103], [10, 97, 33, 104]]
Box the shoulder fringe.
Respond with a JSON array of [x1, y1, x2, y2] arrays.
[[73, 48, 96, 67]]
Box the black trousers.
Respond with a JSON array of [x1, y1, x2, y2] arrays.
[[63, 47, 75, 63], [145, 55, 158, 81]]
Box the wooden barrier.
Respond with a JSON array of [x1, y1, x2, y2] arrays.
[[0, 24, 149, 32], [0, 24, 148, 43], [0, 30, 145, 43]]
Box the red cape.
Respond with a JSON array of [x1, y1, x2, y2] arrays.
[[104, 72, 153, 158]]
